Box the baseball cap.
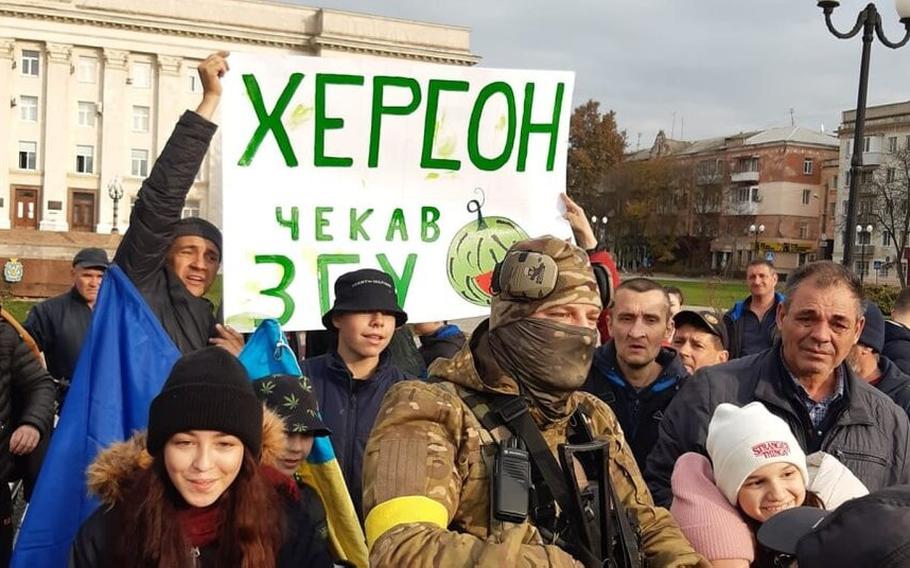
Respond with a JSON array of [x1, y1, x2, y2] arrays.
[[72, 247, 109, 270], [758, 485, 910, 568], [673, 309, 728, 349]]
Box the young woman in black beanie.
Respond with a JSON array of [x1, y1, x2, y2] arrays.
[[69, 347, 332, 567]]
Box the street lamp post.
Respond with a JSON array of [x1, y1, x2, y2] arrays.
[[107, 176, 124, 234], [749, 223, 765, 262], [858, 223, 874, 285], [590, 214, 608, 250], [816, 1, 910, 268]]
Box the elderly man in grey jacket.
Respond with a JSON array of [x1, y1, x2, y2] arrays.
[[645, 261, 910, 507]]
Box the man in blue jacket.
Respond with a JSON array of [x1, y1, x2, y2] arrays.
[[724, 259, 784, 359], [584, 277, 688, 469], [302, 268, 410, 520]]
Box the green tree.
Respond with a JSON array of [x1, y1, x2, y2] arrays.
[[567, 100, 626, 216]]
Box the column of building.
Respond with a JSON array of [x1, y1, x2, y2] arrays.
[[95, 48, 129, 234], [0, 39, 14, 229], [38, 42, 72, 231]]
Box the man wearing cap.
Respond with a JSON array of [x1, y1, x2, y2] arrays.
[[584, 278, 690, 469], [25, 247, 109, 403], [362, 237, 705, 567], [846, 302, 910, 418], [112, 52, 241, 355], [759, 484, 910, 568], [646, 261, 910, 508], [301, 268, 410, 520], [670, 309, 729, 375]]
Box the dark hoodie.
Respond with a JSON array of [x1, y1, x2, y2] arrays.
[[884, 320, 910, 376], [584, 342, 689, 469], [875, 355, 910, 419], [418, 324, 466, 367]]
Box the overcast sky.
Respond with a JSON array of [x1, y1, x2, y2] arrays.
[[302, 0, 910, 150]]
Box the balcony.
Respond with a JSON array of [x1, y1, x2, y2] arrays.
[[725, 201, 758, 216], [731, 171, 760, 183]]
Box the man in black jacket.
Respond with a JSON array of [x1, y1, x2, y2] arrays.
[[846, 301, 910, 418], [584, 278, 688, 469], [113, 51, 241, 355], [25, 247, 108, 406], [645, 261, 910, 507], [0, 320, 55, 564], [884, 286, 910, 374]]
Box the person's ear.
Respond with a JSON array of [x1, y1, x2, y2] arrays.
[[717, 350, 729, 364]]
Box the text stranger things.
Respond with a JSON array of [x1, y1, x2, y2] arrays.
[[221, 53, 575, 331]]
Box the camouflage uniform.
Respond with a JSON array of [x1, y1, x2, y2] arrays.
[[363, 237, 706, 567]]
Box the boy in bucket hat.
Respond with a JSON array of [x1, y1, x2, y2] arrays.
[[301, 268, 410, 520]]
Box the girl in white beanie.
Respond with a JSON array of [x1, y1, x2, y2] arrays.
[[671, 402, 867, 568]]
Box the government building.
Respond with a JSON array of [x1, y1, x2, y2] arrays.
[[0, 0, 477, 295]]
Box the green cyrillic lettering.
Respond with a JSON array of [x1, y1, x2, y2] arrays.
[[376, 253, 417, 308], [385, 208, 408, 241], [421, 206, 440, 242], [467, 82, 517, 171], [315, 206, 333, 241], [517, 82, 565, 172], [254, 254, 296, 325], [420, 79, 469, 171], [275, 206, 299, 241], [314, 74, 364, 167], [349, 208, 373, 241], [238, 73, 303, 167], [369, 76, 422, 168]]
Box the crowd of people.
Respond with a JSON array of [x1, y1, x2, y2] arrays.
[[2, 51, 910, 567]]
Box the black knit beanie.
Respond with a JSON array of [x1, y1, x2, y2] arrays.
[[174, 217, 222, 258], [147, 347, 262, 456]]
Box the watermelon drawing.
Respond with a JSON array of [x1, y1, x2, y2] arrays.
[[446, 190, 528, 306]]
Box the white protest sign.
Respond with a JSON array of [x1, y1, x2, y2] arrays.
[[221, 53, 575, 331]]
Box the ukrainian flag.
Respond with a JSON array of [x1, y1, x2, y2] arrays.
[[239, 320, 368, 568]]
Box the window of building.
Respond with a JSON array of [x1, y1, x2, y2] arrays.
[[856, 231, 871, 246], [75, 145, 94, 174], [833, 174, 839, 188], [847, 140, 852, 155], [802, 189, 811, 205], [19, 95, 37, 122], [842, 200, 848, 214], [883, 230, 892, 247], [751, 187, 760, 202], [803, 158, 813, 175], [18, 141, 37, 170], [829, 202, 836, 220], [906, 135, 910, 150], [855, 260, 869, 276], [77, 56, 97, 83], [735, 187, 750, 203], [189, 72, 202, 93], [859, 199, 872, 216], [131, 62, 151, 88], [888, 167, 897, 183], [799, 222, 809, 239], [181, 200, 201, 219], [131, 149, 149, 177], [20, 50, 39, 76], [132, 106, 150, 132], [864, 136, 871, 152], [889, 136, 898, 153], [77, 101, 95, 127]]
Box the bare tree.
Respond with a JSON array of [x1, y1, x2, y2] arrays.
[[868, 148, 910, 288]]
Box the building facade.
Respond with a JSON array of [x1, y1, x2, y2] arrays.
[[833, 101, 910, 287], [0, 0, 477, 296], [623, 127, 838, 275]]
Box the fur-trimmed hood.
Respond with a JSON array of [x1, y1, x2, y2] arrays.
[[87, 407, 287, 506]]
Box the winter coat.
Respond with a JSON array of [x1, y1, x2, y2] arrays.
[[301, 350, 410, 519], [1, 321, 55, 483], [24, 288, 93, 385], [875, 355, 910, 419], [113, 111, 218, 354], [584, 343, 688, 469], [69, 409, 331, 567], [644, 345, 910, 508], [417, 324, 466, 367], [884, 320, 910, 375], [723, 293, 784, 359], [362, 339, 708, 568]]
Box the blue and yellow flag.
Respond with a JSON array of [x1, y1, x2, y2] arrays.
[[239, 320, 368, 568], [11, 265, 181, 568]]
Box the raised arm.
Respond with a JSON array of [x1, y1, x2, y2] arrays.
[[113, 52, 228, 284]]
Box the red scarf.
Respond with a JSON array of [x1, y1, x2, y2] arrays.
[[177, 503, 222, 548]]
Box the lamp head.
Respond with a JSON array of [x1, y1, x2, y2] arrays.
[[897, 0, 910, 23]]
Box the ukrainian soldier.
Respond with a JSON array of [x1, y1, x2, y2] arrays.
[[362, 236, 705, 567]]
